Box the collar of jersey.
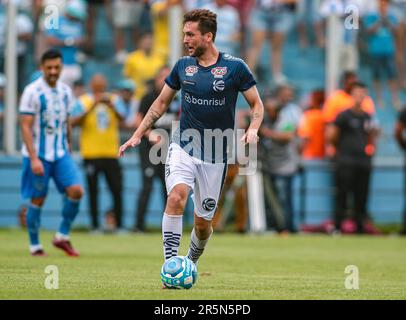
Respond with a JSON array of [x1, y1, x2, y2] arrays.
[[195, 52, 222, 70]]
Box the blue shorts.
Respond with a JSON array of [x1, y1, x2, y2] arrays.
[[250, 7, 296, 34], [370, 55, 397, 80], [21, 154, 82, 199], [296, 0, 322, 24]]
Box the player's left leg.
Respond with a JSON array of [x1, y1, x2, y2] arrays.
[[187, 162, 228, 265], [52, 154, 84, 256], [187, 214, 213, 265]]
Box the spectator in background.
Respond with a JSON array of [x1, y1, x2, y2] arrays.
[[150, 0, 183, 61], [364, 0, 401, 110], [391, 0, 406, 89], [183, 0, 211, 11], [106, 0, 146, 64], [298, 89, 326, 159], [33, 0, 68, 64], [0, 3, 34, 93], [72, 79, 86, 98], [296, 0, 324, 49], [260, 85, 302, 233], [323, 72, 375, 123], [212, 164, 248, 233], [319, 0, 365, 73], [132, 66, 179, 232], [123, 32, 165, 100], [227, 0, 255, 58], [326, 82, 380, 234], [0, 73, 4, 151], [323, 71, 375, 156], [247, 0, 298, 85], [204, 0, 241, 56], [116, 78, 139, 130], [394, 107, 406, 235], [44, 0, 88, 86], [71, 74, 126, 233], [213, 109, 250, 234], [86, 0, 107, 53]]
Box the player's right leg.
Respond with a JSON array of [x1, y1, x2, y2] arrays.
[[163, 143, 195, 261], [163, 184, 190, 260], [21, 157, 51, 256]]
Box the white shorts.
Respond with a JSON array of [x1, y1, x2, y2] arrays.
[[165, 143, 228, 221]]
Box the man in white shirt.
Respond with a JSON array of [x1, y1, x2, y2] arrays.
[[20, 49, 84, 257]]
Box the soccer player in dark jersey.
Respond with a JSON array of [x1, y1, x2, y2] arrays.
[[119, 9, 264, 273]]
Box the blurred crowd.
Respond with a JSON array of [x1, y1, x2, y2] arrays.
[[1, 0, 406, 235]]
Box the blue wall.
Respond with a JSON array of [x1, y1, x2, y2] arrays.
[[0, 155, 404, 230]]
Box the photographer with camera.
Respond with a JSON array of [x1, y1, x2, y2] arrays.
[[71, 73, 127, 233]]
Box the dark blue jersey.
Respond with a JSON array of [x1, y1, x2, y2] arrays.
[[165, 52, 256, 162]]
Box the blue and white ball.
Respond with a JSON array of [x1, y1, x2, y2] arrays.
[[161, 256, 198, 289]]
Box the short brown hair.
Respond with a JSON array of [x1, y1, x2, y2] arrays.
[[183, 9, 217, 41]]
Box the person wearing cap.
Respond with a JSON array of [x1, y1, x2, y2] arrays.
[[116, 79, 140, 131], [44, 0, 88, 86]]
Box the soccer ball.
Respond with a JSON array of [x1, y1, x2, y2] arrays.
[[160, 256, 198, 289]]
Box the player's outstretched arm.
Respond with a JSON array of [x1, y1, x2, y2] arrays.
[[241, 85, 264, 144], [118, 84, 177, 157]]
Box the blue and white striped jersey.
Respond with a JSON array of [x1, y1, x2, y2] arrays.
[[19, 77, 74, 162]]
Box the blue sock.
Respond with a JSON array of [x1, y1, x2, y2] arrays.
[[59, 197, 80, 236], [26, 204, 41, 246]]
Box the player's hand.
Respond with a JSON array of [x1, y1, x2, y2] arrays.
[[241, 129, 260, 144], [118, 135, 141, 157], [148, 130, 163, 145], [31, 157, 44, 176]]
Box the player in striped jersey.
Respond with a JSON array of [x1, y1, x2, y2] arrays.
[[19, 49, 84, 257]]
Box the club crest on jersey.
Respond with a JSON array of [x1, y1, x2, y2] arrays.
[[185, 65, 198, 76], [213, 80, 225, 92], [211, 67, 227, 78]]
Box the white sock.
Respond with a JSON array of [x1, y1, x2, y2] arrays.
[[55, 232, 70, 241], [29, 244, 43, 253], [162, 213, 183, 261], [187, 227, 212, 264]]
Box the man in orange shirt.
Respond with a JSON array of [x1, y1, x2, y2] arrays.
[[323, 71, 375, 123], [323, 71, 376, 157], [298, 89, 325, 159]]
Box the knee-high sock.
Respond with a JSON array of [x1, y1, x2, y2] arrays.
[[58, 197, 80, 238], [27, 204, 41, 246], [187, 227, 212, 265], [162, 213, 183, 261]]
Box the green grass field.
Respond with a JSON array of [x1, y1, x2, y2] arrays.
[[1, 229, 405, 300]]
